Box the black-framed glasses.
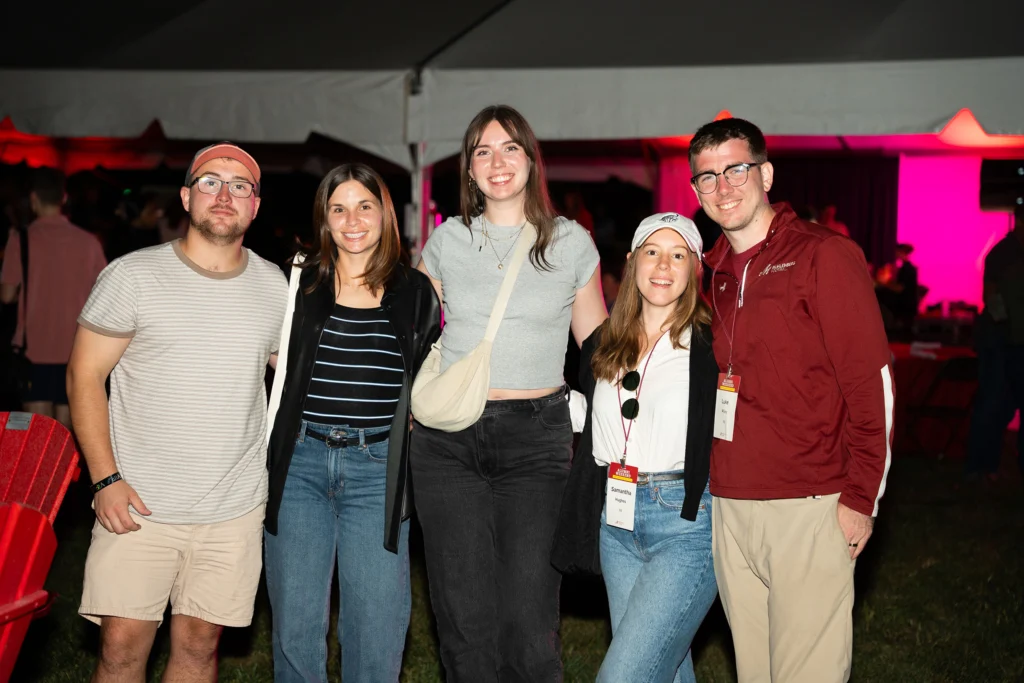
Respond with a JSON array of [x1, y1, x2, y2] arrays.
[[620, 370, 640, 420], [189, 176, 256, 198], [690, 162, 762, 195]]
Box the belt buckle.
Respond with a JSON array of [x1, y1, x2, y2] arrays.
[[326, 434, 348, 449], [637, 472, 650, 486]]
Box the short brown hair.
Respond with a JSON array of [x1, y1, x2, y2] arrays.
[[303, 163, 401, 296], [689, 118, 768, 170], [459, 105, 558, 270], [30, 167, 66, 207]]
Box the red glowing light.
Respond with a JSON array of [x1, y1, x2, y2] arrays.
[[938, 108, 1024, 149]]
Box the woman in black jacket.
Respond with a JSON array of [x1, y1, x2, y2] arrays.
[[553, 212, 719, 683], [264, 163, 441, 683]]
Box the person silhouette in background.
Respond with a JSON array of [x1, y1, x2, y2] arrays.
[[819, 204, 851, 237]]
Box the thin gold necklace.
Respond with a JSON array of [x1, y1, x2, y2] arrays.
[[482, 217, 526, 270]]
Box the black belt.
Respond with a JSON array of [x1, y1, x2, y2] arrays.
[[636, 472, 686, 486], [304, 429, 389, 449]]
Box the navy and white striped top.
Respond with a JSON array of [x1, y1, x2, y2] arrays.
[[302, 304, 403, 428]]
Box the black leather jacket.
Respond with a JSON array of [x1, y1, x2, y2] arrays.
[[265, 263, 441, 552]]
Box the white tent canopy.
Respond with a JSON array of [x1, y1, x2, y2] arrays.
[[411, 57, 1024, 166], [0, 69, 411, 168], [408, 0, 1024, 162], [2, 0, 1024, 243], [3, 0, 1023, 165]]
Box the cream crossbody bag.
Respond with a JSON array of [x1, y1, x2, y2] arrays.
[[411, 224, 535, 432]]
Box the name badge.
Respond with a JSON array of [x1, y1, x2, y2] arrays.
[[606, 463, 639, 531], [713, 373, 741, 442]]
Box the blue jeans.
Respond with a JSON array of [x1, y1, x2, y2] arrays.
[[264, 420, 410, 683], [598, 476, 718, 683]]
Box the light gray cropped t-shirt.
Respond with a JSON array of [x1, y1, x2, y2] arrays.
[[420, 215, 600, 389]]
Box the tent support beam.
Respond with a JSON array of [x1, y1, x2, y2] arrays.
[[408, 142, 433, 263], [410, 0, 516, 94]]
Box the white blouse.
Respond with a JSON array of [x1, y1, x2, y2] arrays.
[[591, 329, 691, 473]]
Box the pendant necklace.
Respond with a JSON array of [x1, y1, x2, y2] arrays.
[[482, 216, 527, 270]]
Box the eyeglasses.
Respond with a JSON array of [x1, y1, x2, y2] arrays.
[[620, 370, 641, 420], [189, 176, 256, 198], [690, 162, 762, 195]]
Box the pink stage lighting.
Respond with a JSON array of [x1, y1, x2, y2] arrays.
[[897, 155, 1014, 310]]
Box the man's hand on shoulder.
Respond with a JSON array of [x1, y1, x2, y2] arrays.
[[94, 479, 151, 534], [837, 502, 874, 560]]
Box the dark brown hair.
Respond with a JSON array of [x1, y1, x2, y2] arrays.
[[591, 248, 711, 383], [459, 105, 557, 270], [302, 163, 401, 296], [688, 117, 768, 170]]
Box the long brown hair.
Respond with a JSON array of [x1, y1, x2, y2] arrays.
[[591, 248, 711, 383], [302, 163, 401, 296], [459, 104, 557, 270]]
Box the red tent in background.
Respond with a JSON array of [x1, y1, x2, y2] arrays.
[[0, 117, 407, 179], [0, 118, 166, 174]]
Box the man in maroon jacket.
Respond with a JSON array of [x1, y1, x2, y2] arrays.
[[690, 118, 894, 683]]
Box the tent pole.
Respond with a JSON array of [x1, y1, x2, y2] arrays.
[[408, 142, 433, 264]]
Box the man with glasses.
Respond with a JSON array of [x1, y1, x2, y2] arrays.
[[67, 142, 288, 682], [691, 119, 893, 683]]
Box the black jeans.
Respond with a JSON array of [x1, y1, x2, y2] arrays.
[[966, 332, 1024, 475], [410, 387, 572, 683]]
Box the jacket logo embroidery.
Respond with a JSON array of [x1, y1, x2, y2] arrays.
[[719, 282, 727, 292], [758, 261, 796, 277]]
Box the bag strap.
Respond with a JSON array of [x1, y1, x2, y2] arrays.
[[482, 224, 535, 343], [16, 223, 28, 352], [265, 253, 305, 445]]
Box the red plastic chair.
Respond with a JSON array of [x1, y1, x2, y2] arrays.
[[0, 412, 80, 683]]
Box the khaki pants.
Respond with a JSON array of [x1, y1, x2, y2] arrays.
[[712, 494, 855, 683]]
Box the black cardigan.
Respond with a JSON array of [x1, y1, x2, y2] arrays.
[[264, 264, 441, 552], [550, 323, 718, 576]]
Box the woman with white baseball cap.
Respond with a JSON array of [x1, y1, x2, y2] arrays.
[[553, 212, 720, 683]]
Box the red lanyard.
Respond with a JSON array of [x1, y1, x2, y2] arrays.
[[710, 233, 773, 378], [710, 249, 741, 378], [617, 332, 665, 466]]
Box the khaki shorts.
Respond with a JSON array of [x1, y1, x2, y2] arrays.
[[79, 504, 265, 627]]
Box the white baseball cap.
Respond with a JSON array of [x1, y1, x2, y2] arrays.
[[631, 212, 703, 255]]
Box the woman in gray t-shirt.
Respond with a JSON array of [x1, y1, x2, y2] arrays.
[[413, 104, 607, 682]]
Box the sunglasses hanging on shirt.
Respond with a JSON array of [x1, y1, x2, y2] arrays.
[[620, 370, 641, 419], [617, 333, 665, 423]]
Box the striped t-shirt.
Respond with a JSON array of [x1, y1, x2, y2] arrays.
[[303, 304, 403, 428], [77, 240, 288, 525]]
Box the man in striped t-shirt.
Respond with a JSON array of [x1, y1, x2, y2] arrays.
[[66, 143, 287, 682]]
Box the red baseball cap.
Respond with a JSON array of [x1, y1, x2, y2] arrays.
[[185, 142, 261, 192]]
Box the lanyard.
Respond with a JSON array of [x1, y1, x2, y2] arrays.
[[616, 332, 665, 466], [710, 248, 741, 378], [710, 235, 768, 378]]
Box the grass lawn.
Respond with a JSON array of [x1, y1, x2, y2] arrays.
[[11, 455, 1024, 682]]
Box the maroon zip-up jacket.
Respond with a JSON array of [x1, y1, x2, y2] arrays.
[[705, 203, 894, 517]]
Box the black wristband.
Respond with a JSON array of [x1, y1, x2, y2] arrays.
[[92, 472, 122, 494]]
